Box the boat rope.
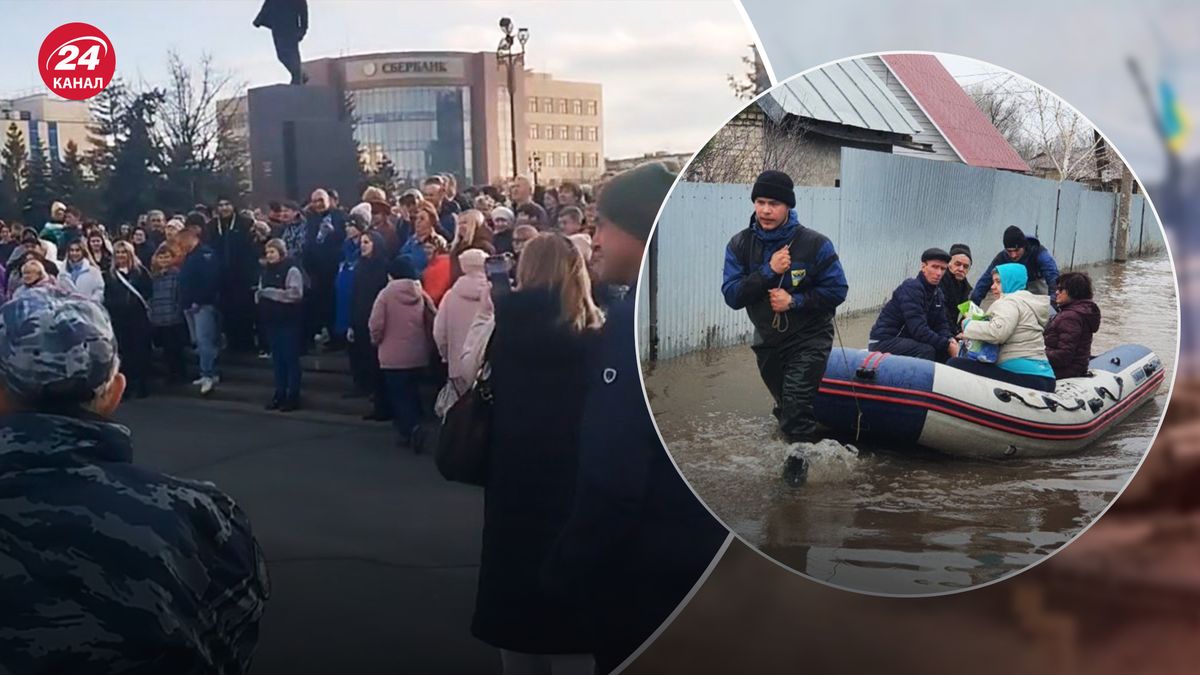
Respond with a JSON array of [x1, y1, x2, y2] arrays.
[[993, 387, 1087, 412], [832, 319, 864, 442]]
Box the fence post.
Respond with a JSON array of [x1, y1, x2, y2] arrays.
[[1114, 163, 1133, 261]]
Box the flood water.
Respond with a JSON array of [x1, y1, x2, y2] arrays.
[[644, 255, 1178, 595]]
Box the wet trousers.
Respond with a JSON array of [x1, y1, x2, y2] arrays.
[[753, 322, 835, 442]]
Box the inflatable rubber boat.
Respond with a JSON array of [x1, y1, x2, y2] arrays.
[[814, 345, 1166, 458]]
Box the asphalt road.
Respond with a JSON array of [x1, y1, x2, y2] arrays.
[[115, 397, 498, 675]]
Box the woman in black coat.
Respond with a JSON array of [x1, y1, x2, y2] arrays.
[[470, 233, 604, 672], [349, 230, 391, 420], [105, 241, 154, 398]]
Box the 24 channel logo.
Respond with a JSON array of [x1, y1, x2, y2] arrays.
[[38, 23, 116, 101]]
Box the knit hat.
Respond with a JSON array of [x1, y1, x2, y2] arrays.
[[597, 161, 678, 241], [349, 202, 373, 224], [0, 287, 117, 405], [921, 247, 951, 263], [388, 255, 418, 280], [458, 248, 487, 276], [751, 170, 796, 208], [948, 243, 972, 261], [1003, 226, 1026, 249], [491, 206, 515, 223]]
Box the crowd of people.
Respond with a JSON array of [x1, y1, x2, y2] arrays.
[[0, 162, 727, 674], [0, 173, 612, 420], [724, 169, 1104, 444]]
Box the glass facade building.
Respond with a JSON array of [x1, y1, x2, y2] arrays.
[[354, 86, 472, 185]]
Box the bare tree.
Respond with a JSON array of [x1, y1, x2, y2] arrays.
[[1026, 85, 1105, 184], [727, 44, 771, 101], [157, 50, 247, 203], [689, 105, 819, 185], [965, 81, 1036, 158]]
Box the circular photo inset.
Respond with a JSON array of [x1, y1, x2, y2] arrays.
[[638, 52, 1178, 595]]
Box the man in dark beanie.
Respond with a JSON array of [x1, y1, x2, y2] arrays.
[[970, 225, 1060, 309], [940, 243, 973, 328], [721, 169, 848, 443], [545, 161, 727, 674], [869, 248, 959, 362], [210, 197, 260, 353]]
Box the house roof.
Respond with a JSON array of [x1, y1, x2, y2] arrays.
[[881, 54, 1030, 173], [759, 59, 924, 136]]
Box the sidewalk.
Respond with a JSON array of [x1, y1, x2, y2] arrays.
[[116, 397, 497, 674]]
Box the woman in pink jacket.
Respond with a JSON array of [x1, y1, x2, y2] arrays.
[[369, 255, 437, 448], [433, 248, 490, 416]]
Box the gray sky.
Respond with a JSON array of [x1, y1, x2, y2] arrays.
[[743, 0, 1200, 185], [1, 0, 753, 158]]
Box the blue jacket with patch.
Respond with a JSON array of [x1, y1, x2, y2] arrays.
[[869, 273, 953, 349], [721, 210, 848, 345]]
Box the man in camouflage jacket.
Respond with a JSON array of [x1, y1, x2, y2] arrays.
[[0, 288, 270, 674]]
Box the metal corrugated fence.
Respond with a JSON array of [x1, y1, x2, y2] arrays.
[[639, 148, 1168, 361]]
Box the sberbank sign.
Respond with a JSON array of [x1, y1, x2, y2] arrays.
[[382, 61, 448, 74]]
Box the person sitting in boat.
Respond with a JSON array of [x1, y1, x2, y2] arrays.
[[868, 247, 960, 362], [940, 243, 973, 329], [948, 262, 1056, 392], [1043, 271, 1101, 379], [969, 226, 1059, 310]]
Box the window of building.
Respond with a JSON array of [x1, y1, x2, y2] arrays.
[[574, 152, 584, 168], [541, 97, 553, 113], [586, 100, 598, 115], [588, 153, 599, 168], [587, 126, 598, 142], [529, 124, 539, 140], [572, 99, 582, 115], [559, 125, 569, 140], [544, 124, 554, 140], [546, 153, 556, 167], [573, 126, 583, 141], [528, 97, 538, 113], [557, 98, 568, 114], [560, 152, 569, 167]]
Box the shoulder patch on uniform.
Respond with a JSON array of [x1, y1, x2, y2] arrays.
[[603, 367, 617, 384]]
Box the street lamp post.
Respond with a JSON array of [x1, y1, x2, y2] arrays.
[[497, 17, 529, 179]]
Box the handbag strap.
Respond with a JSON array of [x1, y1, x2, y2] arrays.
[[114, 269, 150, 311]]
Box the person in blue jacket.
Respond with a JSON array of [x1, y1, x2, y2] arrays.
[[177, 225, 223, 394], [868, 247, 961, 362], [970, 225, 1059, 308], [543, 161, 727, 674], [721, 169, 849, 443]]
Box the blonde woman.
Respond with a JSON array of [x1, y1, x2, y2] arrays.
[[468, 232, 602, 674], [449, 209, 494, 282], [105, 241, 154, 398]]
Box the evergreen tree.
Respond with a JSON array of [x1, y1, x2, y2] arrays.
[[0, 123, 25, 223], [106, 90, 166, 224], [21, 137, 53, 226], [365, 154, 399, 196], [52, 140, 88, 207], [86, 78, 127, 186]]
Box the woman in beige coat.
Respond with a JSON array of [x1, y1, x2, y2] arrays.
[[946, 262, 1056, 392]]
